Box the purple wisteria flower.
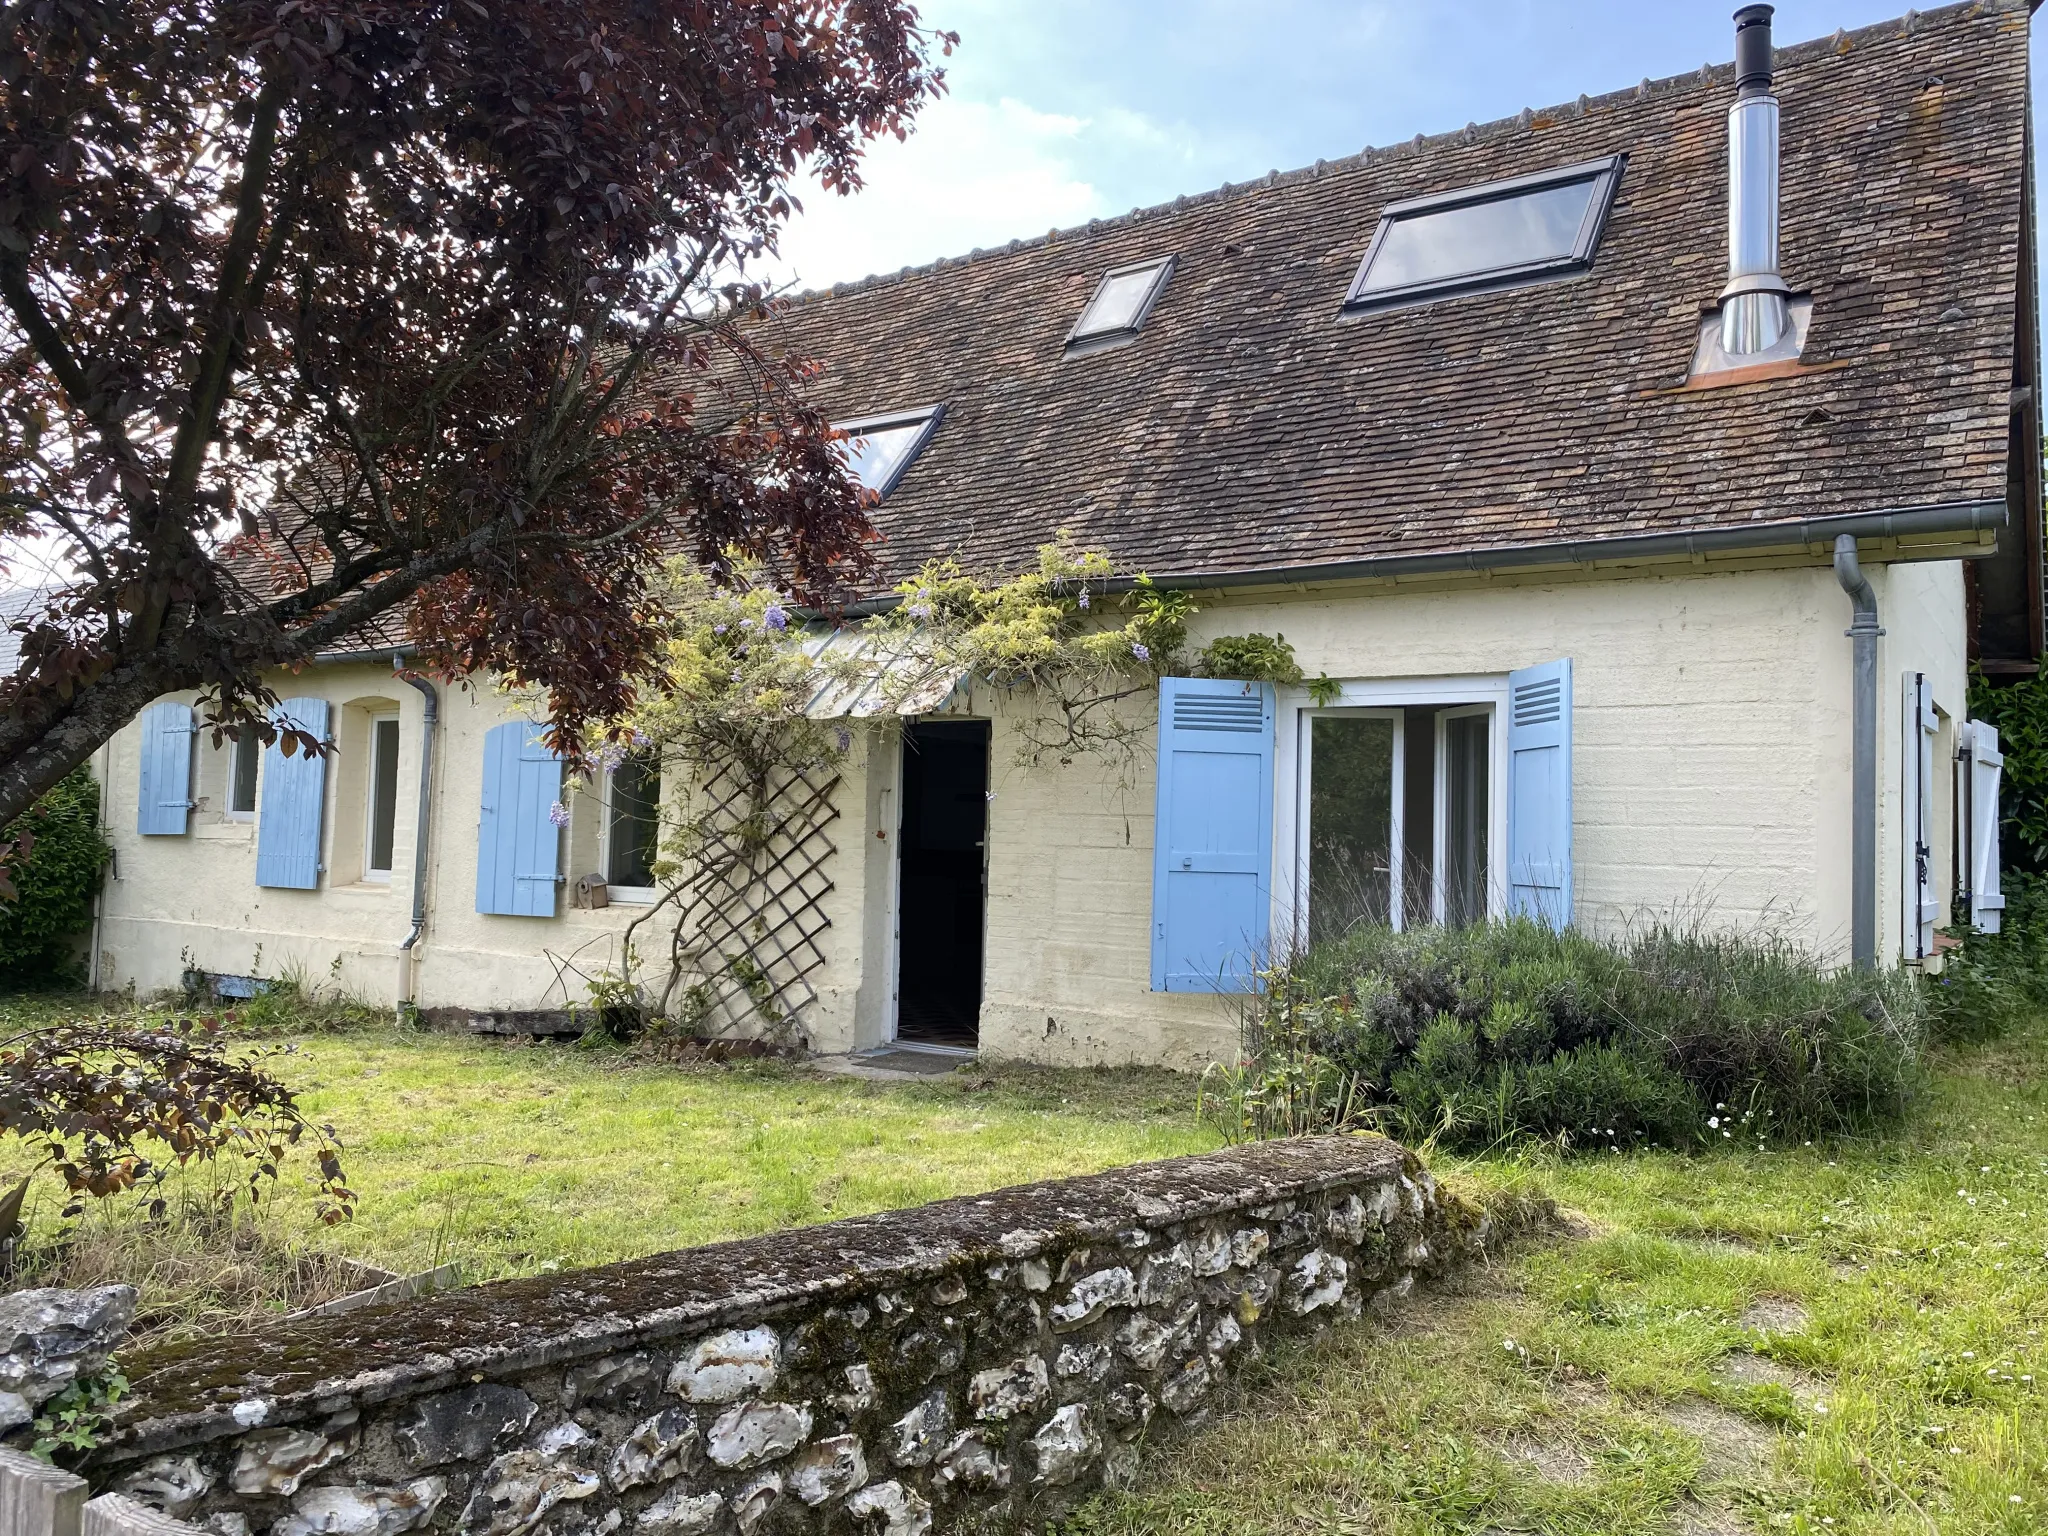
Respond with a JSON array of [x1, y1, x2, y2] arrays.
[[1077, 588, 1091, 610], [763, 604, 789, 632], [630, 731, 650, 748], [1131, 642, 1151, 662], [712, 624, 728, 636], [596, 742, 628, 773], [835, 727, 852, 753], [548, 800, 570, 828]]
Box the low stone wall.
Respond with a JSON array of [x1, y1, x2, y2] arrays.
[[97, 1136, 1504, 1536]]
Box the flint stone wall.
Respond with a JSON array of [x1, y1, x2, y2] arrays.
[[99, 1136, 1491, 1536]]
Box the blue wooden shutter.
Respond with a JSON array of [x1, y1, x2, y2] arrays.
[[1507, 659, 1573, 930], [254, 697, 332, 889], [476, 721, 564, 917], [136, 701, 195, 835], [1150, 677, 1276, 992]]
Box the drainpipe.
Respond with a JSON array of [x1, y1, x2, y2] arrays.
[[398, 664, 439, 1017], [1833, 534, 1882, 969]]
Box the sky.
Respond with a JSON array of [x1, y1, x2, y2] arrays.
[[767, 0, 2045, 291]]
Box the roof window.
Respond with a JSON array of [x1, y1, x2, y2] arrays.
[[832, 405, 944, 499], [1343, 155, 1625, 314], [1066, 257, 1176, 354]]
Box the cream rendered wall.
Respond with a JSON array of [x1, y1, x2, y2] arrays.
[[97, 663, 430, 1001], [1873, 559, 1970, 958], [962, 557, 1970, 1068], [92, 556, 1973, 1069], [95, 665, 888, 1038]]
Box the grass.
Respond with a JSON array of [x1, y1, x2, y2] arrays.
[[4, 989, 2045, 1530], [0, 991, 1216, 1339], [1069, 1020, 2048, 1535]]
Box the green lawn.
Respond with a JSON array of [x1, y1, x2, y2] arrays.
[[4, 991, 2045, 1532], [0, 994, 1217, 1327], [1071, 1021, 2048, 1536]]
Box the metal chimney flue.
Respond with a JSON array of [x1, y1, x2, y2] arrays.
[[1721, 4, 1792, 356]]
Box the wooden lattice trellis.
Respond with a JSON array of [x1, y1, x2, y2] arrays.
[[658, 757, 841, 1043]]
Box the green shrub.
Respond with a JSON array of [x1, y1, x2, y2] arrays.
[[1228, 916, 1925, 1152], [1926, 869, 2048, 1042], [1937, 664, 2048, 1040], [0, 768, 112, 981], [1967, 664, 2048, 875]]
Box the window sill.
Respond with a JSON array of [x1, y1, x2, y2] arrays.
[[605, 888, 659, 906]]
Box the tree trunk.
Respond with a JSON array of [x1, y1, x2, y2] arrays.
[[0, 660, 199, 827]]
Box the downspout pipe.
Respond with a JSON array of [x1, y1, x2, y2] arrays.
[[1833, 534, 1882, 969], [399, 664, 439, 1017]]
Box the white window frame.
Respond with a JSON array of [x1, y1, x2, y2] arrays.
[[1432, 702, 1495, 926], [1292, 706, 1407, 939], [602, 761, 661, 905], [1273, 675, 1510, 943], [225, 728, 260, 822], [362, 712, 400, 884]]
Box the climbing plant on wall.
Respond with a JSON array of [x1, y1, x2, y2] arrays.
[[0, 767, 111, 980], [589, 535, 1315, 1039]]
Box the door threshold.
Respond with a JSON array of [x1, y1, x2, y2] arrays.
[[868, 1040, 978, 1060]]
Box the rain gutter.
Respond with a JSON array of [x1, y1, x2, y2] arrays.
[[825, 499, 2006, 617]]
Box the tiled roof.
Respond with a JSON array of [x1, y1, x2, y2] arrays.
[[760, 0, 2033, 590]]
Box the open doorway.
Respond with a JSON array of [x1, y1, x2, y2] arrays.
[[895, 719, 988, 1049]]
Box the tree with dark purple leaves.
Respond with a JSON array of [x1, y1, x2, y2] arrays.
[[0, 0, 953, 860]]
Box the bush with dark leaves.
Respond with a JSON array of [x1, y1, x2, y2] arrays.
[[0, 1015, 354, 1222]]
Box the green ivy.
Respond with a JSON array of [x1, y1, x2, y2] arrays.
[[0, 767, 112, 980], [30, 1363, 128, 1466]]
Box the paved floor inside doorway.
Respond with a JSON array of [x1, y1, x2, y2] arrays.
[[809, 1046, 975, 1082]]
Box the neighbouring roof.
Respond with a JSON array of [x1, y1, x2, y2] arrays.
[[762, 0, 2034, 592], [0, 585, 55, 677]]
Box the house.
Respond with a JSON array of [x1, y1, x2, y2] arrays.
[[89, 2, 2038, 1069]]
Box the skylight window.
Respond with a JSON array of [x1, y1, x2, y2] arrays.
[[1343, 155, 1625, 314], [1066, 256, 1176, 354], [832, 405, 945, 500]]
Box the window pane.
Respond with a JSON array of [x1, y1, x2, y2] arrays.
[[1074, 266, 1160, 338], [230, 728, 260, 814], [838, 424, 924, 493], [1360, 178, 1597, 294], [369, 719, 400, 873], [1444, 714, 1489, 927], [1309, 716, 1395, 944], [607, 754, 661, 889]]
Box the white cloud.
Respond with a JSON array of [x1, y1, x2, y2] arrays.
[[758, 96, 1116, 292]]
